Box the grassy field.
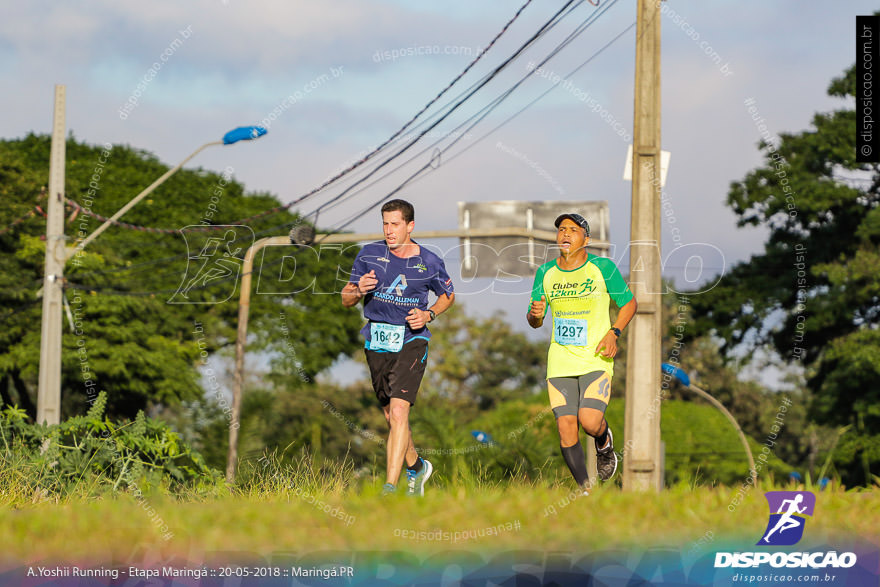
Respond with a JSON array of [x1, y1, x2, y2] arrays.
[[1, 398, 877, 579], [2, 480, 877, 565]]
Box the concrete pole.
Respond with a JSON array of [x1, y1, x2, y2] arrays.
[[227, 235, 289, 482], [623, 0, 663, 491], [36, 85, 67, 426]]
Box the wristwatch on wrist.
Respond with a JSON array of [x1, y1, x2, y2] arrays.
[[428, 309, 436, 322], [610, 327, 621, 338]]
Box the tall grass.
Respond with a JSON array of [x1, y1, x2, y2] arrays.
[[229, 445, 356, 500], [3, 394, 876, 562], [1, 463, 876, 563]]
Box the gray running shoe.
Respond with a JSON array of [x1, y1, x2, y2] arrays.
[[405, 458, 433, 497], [596, 427, 618, 481]]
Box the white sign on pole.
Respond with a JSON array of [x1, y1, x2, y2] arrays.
[[623, 144, 671, 187]]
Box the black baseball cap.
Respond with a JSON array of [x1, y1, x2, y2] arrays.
[[554, 213, 590, 235]]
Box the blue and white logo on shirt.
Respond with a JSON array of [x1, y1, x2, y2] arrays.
[[386, 274, 408, 296]]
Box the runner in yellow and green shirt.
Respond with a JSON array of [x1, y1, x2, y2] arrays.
[[527, 213, 637, 492]]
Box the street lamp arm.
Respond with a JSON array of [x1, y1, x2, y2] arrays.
[[66, 140, 224, 261], [687, 382, 757, 477]]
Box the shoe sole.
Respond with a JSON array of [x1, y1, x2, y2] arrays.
[[416, 460, 434, 496]]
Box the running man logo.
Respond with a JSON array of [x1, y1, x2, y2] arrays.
[[757, 491, 816, 546], [386, 274, 408, 296], [577, 279, 596, 295], [168, 226, 254, 304]]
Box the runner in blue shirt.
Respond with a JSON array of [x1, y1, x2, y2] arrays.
[[341, 199, 455, 496]]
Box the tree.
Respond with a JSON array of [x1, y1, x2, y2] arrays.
[[0, 134, 362, 421], [688, 66, 880, 485]]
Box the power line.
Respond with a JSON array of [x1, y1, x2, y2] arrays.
[[0, 207, 41, 236], [1, 190, 48, 237], [306, 1, 588, 223], [445, 14, 634, 167], [299, 0, 604, 233], [312, 0, 626, 233], [62, 1, 621, 296], [57, 2, 568, 285], [59, 3, 589, 289], [275, 0, 556, 215], [96, 0, 549, 235], [302, 0, 591, 214]]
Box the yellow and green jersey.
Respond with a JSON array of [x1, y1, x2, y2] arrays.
[[530, 254, 634, 378]]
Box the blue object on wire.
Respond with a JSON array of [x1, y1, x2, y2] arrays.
[[471, 430, 494, 445], [661, 362, 691, 387], [223, 126, 268, 145]]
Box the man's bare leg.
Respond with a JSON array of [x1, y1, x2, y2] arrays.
[[384, 398, 417, 486]]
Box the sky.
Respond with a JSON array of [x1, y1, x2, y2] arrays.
[[1, 0, 873, 385]]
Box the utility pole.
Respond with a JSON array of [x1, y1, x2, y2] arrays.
[[624, 0, 663, 491], [35, 122, 264, 426], [36, 85, 67, 425]]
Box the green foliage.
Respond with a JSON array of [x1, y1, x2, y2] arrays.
[[688, 65, 880, 486], [0, 391, 219, 504], [0, 134, 362, 421], [668, 336, 812, 470], [659, 400, 790, 486], [461, 396, 791, 488]]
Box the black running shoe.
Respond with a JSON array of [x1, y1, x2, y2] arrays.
[[596, 427, 618, 481]]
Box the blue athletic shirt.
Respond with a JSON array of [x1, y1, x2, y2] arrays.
[[349, 241, 454, 351]]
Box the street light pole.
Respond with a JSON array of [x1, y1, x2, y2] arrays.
[[36, 85, 67, 425], [36, 118, 267, 424]]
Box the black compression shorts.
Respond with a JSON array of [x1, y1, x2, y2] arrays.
[[364, 338, 429, 406], [547, 370, 611, 418]]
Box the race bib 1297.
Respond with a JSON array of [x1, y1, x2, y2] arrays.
[[554, 317, 588, 346]]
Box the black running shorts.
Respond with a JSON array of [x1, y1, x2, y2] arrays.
[[364, 338, 429, 406]]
